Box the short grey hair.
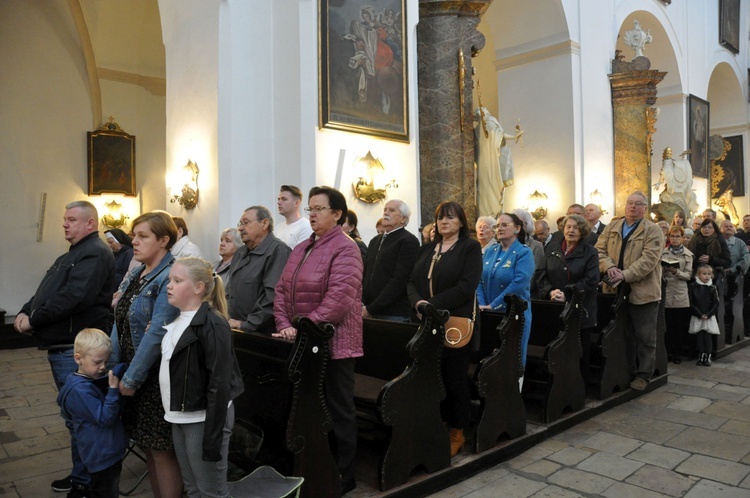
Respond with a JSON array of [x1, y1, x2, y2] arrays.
[[220, 227, 243, 250], [512, 209, 535, 235], [65, 200, 98, 221], [389, 199, 411, 227], [476, 216, 496, 228], [244, 205, 274, 232]]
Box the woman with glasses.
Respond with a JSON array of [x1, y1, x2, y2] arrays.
[[538, 214, 599, 380], [478, 213, 534, 373], [662, 226, 694, 363], [273, 186, 363, 495]]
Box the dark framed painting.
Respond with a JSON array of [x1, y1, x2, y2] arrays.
[[715, 135, 745, 197], [87, 125, 136, 196], [719, 0, 740, 54], [688, 95, 709, 178], [319, 0, 409, 142]]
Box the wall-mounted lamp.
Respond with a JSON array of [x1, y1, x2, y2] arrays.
[[352, 151, 398, 204], [170, 160, 199, 209], [528, 190, 548, 220], [102, 199, 128, 229], [589, 189, 609, 215]]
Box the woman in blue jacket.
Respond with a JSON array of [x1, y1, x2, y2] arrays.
[[477, 212, 535, 370]]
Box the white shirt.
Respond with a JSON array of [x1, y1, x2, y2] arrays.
[[159, 310, 206, 424], [275, 217, 313, 249], [171, 236, 203, 259]]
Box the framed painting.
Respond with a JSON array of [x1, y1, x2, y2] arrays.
[[714, 135, 745, 197], [719, 0, 740, 54], [319, 0, 409, 142], [87, 123, 136, 196], [688, 95, 709, 178]]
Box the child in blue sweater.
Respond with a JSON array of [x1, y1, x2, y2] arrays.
[[57, 328, 128, 498]]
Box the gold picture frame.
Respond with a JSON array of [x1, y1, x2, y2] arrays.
[[87, 121, 136, 196]]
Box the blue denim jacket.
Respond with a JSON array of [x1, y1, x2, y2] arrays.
[[111, 252, 178, 390]]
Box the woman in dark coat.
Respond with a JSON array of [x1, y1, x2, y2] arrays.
[[538, 214, 599, 380], [687, 219, 731, 274]]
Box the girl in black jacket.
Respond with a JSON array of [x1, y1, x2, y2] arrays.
[[688, 264, 720, 366], [159, 257, 244, 497]]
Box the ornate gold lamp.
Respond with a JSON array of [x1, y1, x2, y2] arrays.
[[528, 190, 548, 220], [170, 160, 199, 209], [102, 199, 128, 229]]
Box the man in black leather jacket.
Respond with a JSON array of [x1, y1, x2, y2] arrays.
[[15, 200, 116, 496]]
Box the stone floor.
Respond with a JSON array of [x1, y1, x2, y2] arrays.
[[3, 346, 750, 497]]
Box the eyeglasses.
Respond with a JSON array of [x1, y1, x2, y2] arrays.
[[493, 223, 515, 230], [304, 206, 331, 214], [625, 201, 647, 207], [237, 219, 258, 227]]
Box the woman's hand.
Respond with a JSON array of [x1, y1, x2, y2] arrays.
[[550, 289, 565, 302], [228, 319, 242, 330], [701, 314, 708, 320], [272, 327, 297, 341], [119, 384, 135, 396], [699, 254, 710, 264], [478, 305, 492, 310]]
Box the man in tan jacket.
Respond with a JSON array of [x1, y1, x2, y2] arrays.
[[596, 192, 664, 390]]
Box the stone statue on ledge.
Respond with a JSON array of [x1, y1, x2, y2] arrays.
[[474, 107, 525, 217], [652, 147, 699, 221], [624, 20, 652, 59]]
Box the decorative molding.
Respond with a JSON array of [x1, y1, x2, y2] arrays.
[[419, 0, 492, 18], [494, 40, 580, 71], [98, 68, 166, 97], [710, 123, 750, 135], [67, 0, 101, 129]]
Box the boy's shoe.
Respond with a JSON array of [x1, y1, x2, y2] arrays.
[[66, 483, 89, 498], [51, 475, 71, 492], [630, 377, 649, 391]]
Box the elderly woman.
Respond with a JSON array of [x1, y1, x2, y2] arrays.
[[479, 212, 534, 370], [273, 186, 363, 495], [104, 228, 134, 284], [538, 214, 599, 379], [112, 211, 183, 497], [213, 227, 242, 285], [476, 216, 497, 254], [408, 201, 482, 457], [688, 218, 731, 275], [662, 226, 694, 363]]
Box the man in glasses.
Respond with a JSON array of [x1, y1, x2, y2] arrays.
[[596, 191, 663, 391], [227, 205, 291, 333]]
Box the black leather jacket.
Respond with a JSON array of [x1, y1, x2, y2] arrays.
[[21, 232, 116, 349], [167, 302, 244, 462]]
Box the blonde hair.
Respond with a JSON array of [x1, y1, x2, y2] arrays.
[[174, 257, 228, 318], [74, 328, 112, 356]]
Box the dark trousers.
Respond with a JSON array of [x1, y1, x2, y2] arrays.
[[440, 346, 471, 429], [696, 331, 713, 355], [665, 307, 690, 358], [325, 358, 357, 484], [89, 460, 122, 498], [622, 301, 659, 380]]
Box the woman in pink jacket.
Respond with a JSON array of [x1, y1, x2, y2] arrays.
[[273, 186, 363, 496]]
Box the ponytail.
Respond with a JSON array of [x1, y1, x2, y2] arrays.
[[175, 257, 228, 318]]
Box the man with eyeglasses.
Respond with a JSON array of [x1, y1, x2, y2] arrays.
[[596, 191, 664, 391], [226, 205, 291, 333]]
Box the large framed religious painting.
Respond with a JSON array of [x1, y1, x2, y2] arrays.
[[719, 0, 740, 54], [87, 121, 136, 196], [714, 135, 745, 197], [688, 95, 709, 178], [319, 0, 409, 142]]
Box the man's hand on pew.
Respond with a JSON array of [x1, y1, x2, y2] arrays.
[[273, 327, 298, 341], [228, 319, 243, 330]]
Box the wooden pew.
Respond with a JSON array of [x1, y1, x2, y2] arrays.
[[473, 295, 527, 453], [231, 317, 339, 498], [523, 289, 586, 423], [591, 291, 631, 399], [354, 304, 450, 492]]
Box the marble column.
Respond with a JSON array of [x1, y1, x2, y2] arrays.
[[609, 57, 666, 216], [417, 0, 492, 226]]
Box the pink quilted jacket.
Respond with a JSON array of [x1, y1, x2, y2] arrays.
[[274, 226, 364, 360]]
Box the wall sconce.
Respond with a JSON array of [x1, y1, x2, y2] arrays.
[[352, 151, 398, 204], [102, 199, 128, 229], [590, 189, 609, 215], [170, 160, 199, 209], [528, 190, 548, 220]]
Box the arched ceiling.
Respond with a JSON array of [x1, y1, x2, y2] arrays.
[[708, 62, 746, 128], [483, 0, 568, 54]]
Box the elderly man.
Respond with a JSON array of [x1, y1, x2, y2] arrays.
[[15, 200, 116, 496], [534, 220, 552, 246], [227, 206, 291, 333], [596, 192, 664, 390], [362, 199, 420, 321], [276, 184, 313, 249], [721, 220, 750, 335], [585, 203, 606, 235], [702, 208, 717, 222]]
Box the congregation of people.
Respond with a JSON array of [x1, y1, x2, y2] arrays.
[[14, 187, 750, 498]]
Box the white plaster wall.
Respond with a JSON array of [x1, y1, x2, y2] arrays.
[[0, 1, 166, 314]]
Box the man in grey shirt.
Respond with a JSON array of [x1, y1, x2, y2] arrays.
[[227, 206, 291, 333]]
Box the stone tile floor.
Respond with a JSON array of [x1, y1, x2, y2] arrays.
[[3, 346, 750, 497]]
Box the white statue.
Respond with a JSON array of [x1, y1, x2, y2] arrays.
[[474, 107, 524, 217], [653, 147, 699, 218], [623, 20, 652, 59]]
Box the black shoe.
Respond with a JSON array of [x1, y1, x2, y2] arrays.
[[65, 483, 89, 498], [696, 353, 705, 366], [51, 475, 72, 492], [705, 354, 712, 367]]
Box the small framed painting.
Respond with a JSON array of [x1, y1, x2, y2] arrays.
[[688, 95, 709, 178], [719, 0, 740, 54], [87, 121, 136, 196]]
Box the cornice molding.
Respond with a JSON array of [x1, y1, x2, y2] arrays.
[[98, 68, 166, 97], [494, 40, 580, 71]]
